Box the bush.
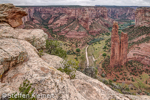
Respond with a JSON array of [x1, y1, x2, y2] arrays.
[[46, 40, 67, 59], [103, 80, 109, 85], [38, 50, 43, 57], [102, 53, 107, 58], [101, 73, 105, 77], [113, 78, 117, 82], [109, 79, 112, 85], [58, 60, 79, 79], [10, 79, 36, 100], [76, 48, 80, 52]]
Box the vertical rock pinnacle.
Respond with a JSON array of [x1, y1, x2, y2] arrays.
[[110, 21, 128, 67]]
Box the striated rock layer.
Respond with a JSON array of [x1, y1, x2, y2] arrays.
[[0, 3, 27, 27], [0, 4, 150, 100], [107, 7, 135, 20], [135, 7, 150, 27], [110, 22, 128, 67], [19, 6, 112, 38]]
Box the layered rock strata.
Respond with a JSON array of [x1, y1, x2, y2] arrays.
[[135, 7, 150, 27], [110, 22, 128, 67], [0, 4, 150, 100]]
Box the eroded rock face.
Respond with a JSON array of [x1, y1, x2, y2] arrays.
[[120, 32, 128, 65], [107, 7, 135, 20], [110, 21, 120, 67], [127, 43, 150, 65], [0, 3, 27, 28], [0, 38, 28, 80], [110, 22, 128, 67], [135, 7, 150, 27], [0, 24, 48, 49], [20, 7, 112, 38]]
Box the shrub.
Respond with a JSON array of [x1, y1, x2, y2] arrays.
[[76, 48, 80, 52], [103, 80, 109, 85], [113, 78, 117, 82], [38, 50, 43, 57], [102, 53, 107, 58], [10, 79, 36, 100], [109, 79, 112, 85], [46, 40, 67, 59], [101, 73, 105, 77], [58, 60, 79, 79]]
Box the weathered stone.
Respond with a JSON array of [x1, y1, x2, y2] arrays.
[[0, 3, 27, 28], [110, 21, 120, 67], [120, 32, 128, 65], [41, 53, 63, 69], [0, 25, 48, 49], [0, 38, 28, 79], [110, 22, 128, 67]]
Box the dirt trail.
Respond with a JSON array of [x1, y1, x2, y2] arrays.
[[85, 45, 89, 67]]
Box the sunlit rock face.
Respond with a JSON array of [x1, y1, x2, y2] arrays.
[[0, 3, 27, 28], [135, 7, 150, 27]]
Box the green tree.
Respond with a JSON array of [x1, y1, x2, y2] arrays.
[[46, 40, 67, 59], [102, 53, 107, 59], [58, 60, 79, 79], [76, 48, 80, 53]]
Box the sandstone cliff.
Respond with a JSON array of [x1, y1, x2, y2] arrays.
[[19, 6, 112, 39], [0, 4, 150, 100], [110, 22, 128, 67], [135, 7, 150, 27], [107, 7, 135, 20]]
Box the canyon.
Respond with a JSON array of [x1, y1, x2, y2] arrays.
[[18, 6, 135, 40], [0, 4, 150, 100], [125, 7, 150, 65]]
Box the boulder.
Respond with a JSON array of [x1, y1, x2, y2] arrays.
[[0, 25, 48, 49], [0, 3, 27, 28]]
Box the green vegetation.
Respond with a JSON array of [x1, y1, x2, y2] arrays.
[[76, 48, 80, 52], [46, 40, 67, 59], [58, 60, 79, 79], [87, 37, 104, 45], [123, 26, 150, 41], [129, 36, 150, 47], [102, 53, 107, 58], [10, 79, 36, 100], [38, 50, 44, 57]]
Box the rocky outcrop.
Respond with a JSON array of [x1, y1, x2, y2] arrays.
[[110, 22, 128, 67], [110, 22, 120, 67], [0, 24, 48, 49], [120, 32, 128, 65], [0, 38, 28, 79], [0, 4, 150, 100], [0, 3, 27, 28], [135, 7, 150, 27]]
